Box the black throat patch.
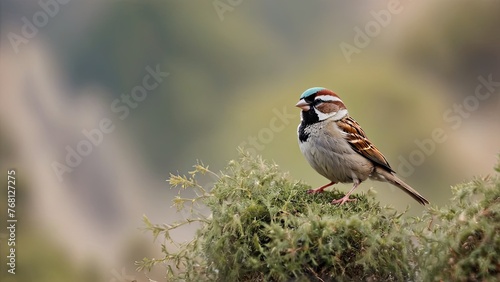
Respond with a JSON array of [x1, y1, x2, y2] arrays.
[[298, 109, 319, 142]]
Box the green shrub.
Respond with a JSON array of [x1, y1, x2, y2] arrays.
[[137, 152, 418, 281], [137, 152, 500, 281], [413, 161, 500, 281]]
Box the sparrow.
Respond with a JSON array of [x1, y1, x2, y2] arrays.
[[296, 87, 429, 205]]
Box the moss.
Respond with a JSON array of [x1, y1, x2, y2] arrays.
[[137, 152, 500, 281], [413, 170, 500, 281], [138, 151, 417, 281]]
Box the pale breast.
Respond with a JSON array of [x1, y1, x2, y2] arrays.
[[298, 119, 373, 183]]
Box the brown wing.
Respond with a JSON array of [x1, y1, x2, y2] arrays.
[[336, 116, 394, 173]]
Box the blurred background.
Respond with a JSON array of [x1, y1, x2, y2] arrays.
[[1, 1, 499, 281]]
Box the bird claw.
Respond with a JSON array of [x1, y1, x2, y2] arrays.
[[331, 196, 357, 205], [307, 188, 326, 194], [307, 182, 335, 194]]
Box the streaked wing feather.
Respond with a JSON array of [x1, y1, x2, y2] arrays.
[[337, 117, 394, 173]]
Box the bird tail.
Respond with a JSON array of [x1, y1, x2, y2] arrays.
[[375, 167, 429, 205]]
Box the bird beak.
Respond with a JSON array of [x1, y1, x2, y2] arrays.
[[295, 99, 310, 111]]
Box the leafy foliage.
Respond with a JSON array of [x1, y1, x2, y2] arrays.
[[413, 164, 500, 281], [137, 152, 500, 281], [137, 151, 417, 281]]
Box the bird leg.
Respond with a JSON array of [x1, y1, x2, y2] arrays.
[[331, 181, 360, 205], [307, 181, 335, 194]]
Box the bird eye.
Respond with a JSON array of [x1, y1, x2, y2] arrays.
[[312, 97, 326, 105]]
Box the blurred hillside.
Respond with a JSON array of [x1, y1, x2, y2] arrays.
[[0, 1, 499, 281]]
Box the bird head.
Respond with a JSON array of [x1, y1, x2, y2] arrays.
[[296, 87, 348, 122]]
